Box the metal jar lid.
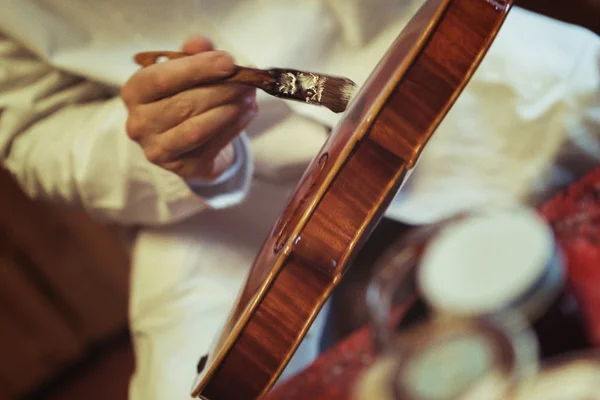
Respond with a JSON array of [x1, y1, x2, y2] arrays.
[[354, 316, 538, 400], [417, 206, 564, 323]]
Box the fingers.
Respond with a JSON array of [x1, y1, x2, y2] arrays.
[[121, 50, 236, 105], [129, 84, 254, 136], [163, 107, 258, 180], [191, 98, 258, 160], [181, 35, 214, 53], [160, 94, 256, 158], [122, 34, 258, 181], [160, 102, 258, 179]]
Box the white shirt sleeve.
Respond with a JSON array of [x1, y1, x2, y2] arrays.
[[0, 34, 252, 226]]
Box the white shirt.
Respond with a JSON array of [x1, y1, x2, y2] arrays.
[[1, 1, 599, 224]]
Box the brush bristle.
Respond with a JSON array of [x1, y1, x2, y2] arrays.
[[268, 69, 357, 113], [320, 78, 357, 113]]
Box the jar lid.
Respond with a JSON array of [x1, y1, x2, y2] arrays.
[[391, 318, 527, 400], [417, 207, 561, 318]]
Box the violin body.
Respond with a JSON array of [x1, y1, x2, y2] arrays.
[[192, 0, 513, 398]]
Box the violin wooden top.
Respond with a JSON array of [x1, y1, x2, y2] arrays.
[[192, 0, 514, 398]]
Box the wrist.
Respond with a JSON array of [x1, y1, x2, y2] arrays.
[[209, 142, 236, 179], [187, 139, 243, 187]]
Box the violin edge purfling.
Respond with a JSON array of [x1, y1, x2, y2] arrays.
[[184, 0, 516, 398]]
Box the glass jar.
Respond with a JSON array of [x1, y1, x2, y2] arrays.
[[353, 316, 538, 400], [416, 205, 591, 359]]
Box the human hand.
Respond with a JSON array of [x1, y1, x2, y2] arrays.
[[121, 36, 257, 181]]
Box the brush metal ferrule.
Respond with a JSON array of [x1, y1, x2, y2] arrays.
[[272, 70, 327, 105]]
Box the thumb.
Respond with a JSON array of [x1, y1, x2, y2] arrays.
[[181, 35, 215, 54]]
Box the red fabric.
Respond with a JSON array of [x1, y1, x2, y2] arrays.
[[266, 166, 600, 400], [538, 167, 600, 346]]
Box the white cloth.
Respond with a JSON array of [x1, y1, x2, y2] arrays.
[[1, 1, 599, 399]]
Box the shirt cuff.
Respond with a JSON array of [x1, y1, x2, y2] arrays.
[[185, 134, 253, 209]]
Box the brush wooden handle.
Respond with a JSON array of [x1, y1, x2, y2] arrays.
[[134, 50, 188, 67], [133, 51, 273, 86]]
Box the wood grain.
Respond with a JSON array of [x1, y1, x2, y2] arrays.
[[0, 167, 130, 398], [193, 0, 514, 398]]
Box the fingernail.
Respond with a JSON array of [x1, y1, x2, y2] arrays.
[[247, 98, 259, 114], [242, 106, 258, 125], [216, 52, 235, 73], [244, 92, 257, 106], [182, 35, 213, 53]]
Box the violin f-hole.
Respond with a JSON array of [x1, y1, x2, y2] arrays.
[[273, 152, 330, 253]]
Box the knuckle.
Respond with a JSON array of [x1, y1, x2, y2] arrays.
[[149, 72, 171, 97], [143, 147, 163, 165], [189, 51, 235, 81], [206, 50, 225, 65], [172, 94, 196, 122], [179, 118, 206, 144], [125, 113, 145, 141], [120, 83, 137, 106], [163, 159, 182, 173]]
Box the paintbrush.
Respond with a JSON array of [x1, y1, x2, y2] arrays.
[[134, 51, 357, 113]]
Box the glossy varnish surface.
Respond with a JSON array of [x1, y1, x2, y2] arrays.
[[193, 0, 513, 398]]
